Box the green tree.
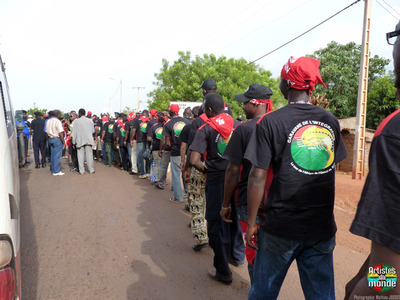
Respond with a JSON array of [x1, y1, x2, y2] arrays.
[[366, 72, 399, 129], [148, 51, 285, 117], [307, 41, 389, 118]]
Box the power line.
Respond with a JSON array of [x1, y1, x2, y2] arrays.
[[380, 0, 400, 17], [250, 0, 362, 64], [375, 0, 400, 20]]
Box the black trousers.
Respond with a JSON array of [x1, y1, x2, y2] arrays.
[[71, 146, 78, 169], [119, 146, 129, 171], [33, 139, 46, 166], [205, 182, 245, 278]]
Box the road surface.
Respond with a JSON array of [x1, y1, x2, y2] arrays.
[[19, 155, 369, 299]]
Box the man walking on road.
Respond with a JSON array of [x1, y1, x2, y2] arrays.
[[244, 57, 347, 299], [30, 111, 47, 168], [72, 108, 95, 175], [220, 84, 273, 285], [45, 110, 66, 176], [190, 93, 245, 285], [344, 21, 400, 299]]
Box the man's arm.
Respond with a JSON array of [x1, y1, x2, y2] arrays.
[[180, 142, 187, 171], [101, 130, 105, 144], [58, 131, 66, 149], [190, 151, 206, 173], [245, 166, 268, 250], [220, 162, 241, 223], [165, 136, 172, 149], [130, 127, 137, 146]]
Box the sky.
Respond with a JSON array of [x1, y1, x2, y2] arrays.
[[0, 0, 399, 116]]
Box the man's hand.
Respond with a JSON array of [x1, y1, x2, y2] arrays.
[[220, 206, 232, 223], [180, 161, 185, 171], [184, 169, 190, 182], [245, 224, 258, 250], [63, 143, 67, 150], [158, 151, 163, 157]]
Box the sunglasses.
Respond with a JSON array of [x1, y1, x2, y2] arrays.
[[386, 29, 400, 45]]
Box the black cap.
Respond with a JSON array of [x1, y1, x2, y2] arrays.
[[199, 79, 217, 90], [234, 84, 273, 103], [34, 111, 42, 116]]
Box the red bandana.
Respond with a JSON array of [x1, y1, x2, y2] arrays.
[[169, 104, 180, 115], [140, 116, 149, 123], [199, 113, 208, 122], [206, 113, 234, 140], [249, 99, 273, 112], [281, 56, 326, 94]]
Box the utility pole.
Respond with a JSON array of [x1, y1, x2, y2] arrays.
[[132, 87, 145, 111], [352, 0, 372, 180]]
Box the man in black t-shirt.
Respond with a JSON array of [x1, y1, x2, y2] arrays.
[[30, 111, 47, 168], [101, 116, 120, 167], [190, 93, 245, 285], [345, 21, 400, 299], [116, 113, 129, 171], [131, 110, 150, 178], [244, 57, 347, 299], [147, 112, 165, 183], [163, 104, 190, 203], [221, 84, 273, 285]]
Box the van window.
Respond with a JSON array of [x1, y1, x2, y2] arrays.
[[0, 81, 14, 138]]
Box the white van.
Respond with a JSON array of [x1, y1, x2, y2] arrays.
[[0, 55, 21, 299]]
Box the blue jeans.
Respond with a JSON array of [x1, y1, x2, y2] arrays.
[[137, 142, 150, 176], [170, 155, 183, 202], [101, 142, 108, 165], [49, 138, 63, 174], [249, 230, 336, 300]]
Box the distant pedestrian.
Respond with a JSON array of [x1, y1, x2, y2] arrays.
[[45, 110, 66, 176], [72, 108, 95, 175], [30, 111, 47, 168]]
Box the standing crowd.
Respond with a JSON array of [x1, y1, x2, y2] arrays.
[[21, 20, 400, 299]]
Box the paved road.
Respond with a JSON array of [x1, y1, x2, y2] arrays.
[[19, 155, 368, 299]]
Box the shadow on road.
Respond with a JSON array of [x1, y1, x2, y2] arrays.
[[19, 167, 38, 299], [126, 176, 250, 299]]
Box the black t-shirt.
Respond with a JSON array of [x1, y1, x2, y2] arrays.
[[163, 116, 191, 156], [146, 118, 158, 133], [102, 121, 115, 143], [30, 118, 46, 141], [190, 118, 239, 185], [117, 123, 128, 147], [244, 104, 348, 240], [224, 117, 259, 206], [148, 122, 163, 151], [133, 118, 148, 143], [350, 109, 400, 254], [187, 116, 207, 146], [125, 120, 134, 143]]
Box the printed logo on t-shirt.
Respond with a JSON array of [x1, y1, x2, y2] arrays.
[[108, 124, 114, 133], [217, 132, 232, 155], [155, 127, 163, 140], [120, 127, 126, 137], [140, 122, 147, 133], [287, 121, 335, 174], [367, 264, 397, 292], [173, 121, 186, 137]]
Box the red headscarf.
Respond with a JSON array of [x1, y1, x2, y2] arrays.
[[249, 99, 273, 112], [169, 104, 180, 115], [281, 56, 326, 94], [149, 109, 158, 117], [206, 113, 234, 140]]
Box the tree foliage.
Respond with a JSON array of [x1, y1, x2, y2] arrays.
[[148, 51, 285, 117], [307, 41, 390, 118], [366, 72, 399, 129]]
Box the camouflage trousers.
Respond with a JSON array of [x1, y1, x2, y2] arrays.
[[188, 166, 208, 245]]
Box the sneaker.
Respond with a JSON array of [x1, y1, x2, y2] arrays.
[[53, 172, 65, 176], [155, 183, 164, 190], [70, 168, 78, 173], [139, 175, 147, 179]]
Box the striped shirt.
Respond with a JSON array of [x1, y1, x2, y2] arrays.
[[45, 117, 64, 138]]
